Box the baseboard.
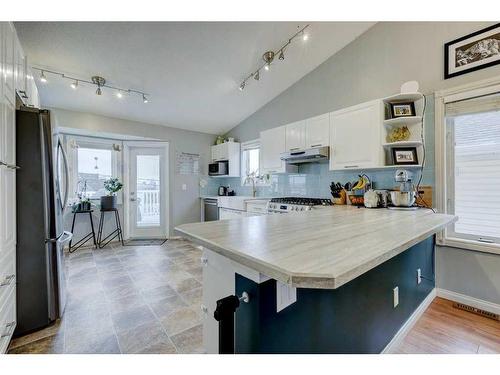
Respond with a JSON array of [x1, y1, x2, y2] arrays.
[[436, 288, 500, 315], [382, 288, 436, 353]]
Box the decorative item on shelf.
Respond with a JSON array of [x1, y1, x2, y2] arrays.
[[226, 137, 235, 143], [215, 135, 225, 145], [387, 126, 411, 143], [101, 178, 123, 210], [390, 102, 415, 118], [444, 23, 500, 79], [392, 147, 419, 165], [73, 180, 91, 212]]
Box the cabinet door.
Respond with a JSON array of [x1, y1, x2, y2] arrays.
[[285, 120, 306, 151], [305, 114, 329, 148], [2, 23, 15, 103], [14, 37, 26, 100], [330, 100, 383, 170], [260, 125, 287, 174]]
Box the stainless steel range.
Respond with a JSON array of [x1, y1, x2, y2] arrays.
[[267, 197, 333, 213]]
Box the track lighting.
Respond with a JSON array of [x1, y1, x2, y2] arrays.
[[40, 70, 47, 83], [237, 24, 309, 92], [32, 67, 150, 103]]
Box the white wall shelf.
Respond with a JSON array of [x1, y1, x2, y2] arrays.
[[382, 141, 423, 148], [383, 92, 424, 104], [383, 116, 422, 127]]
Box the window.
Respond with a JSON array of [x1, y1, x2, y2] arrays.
[[65, 136, 122, 201], [241, 140, 269, 186], [438, 84, 500, 252]]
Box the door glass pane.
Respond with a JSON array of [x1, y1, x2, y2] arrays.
[[136, 155, 160, 227]]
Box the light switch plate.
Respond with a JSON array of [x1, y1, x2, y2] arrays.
[[276, 281, 297, 312], [182, 184, 187, 191], [393, 286, 399, 308]]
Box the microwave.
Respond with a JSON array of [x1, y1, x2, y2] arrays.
[[209, 161, 228, 176]]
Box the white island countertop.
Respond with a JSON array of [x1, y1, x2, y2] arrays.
[[176, 206, 457, 289]]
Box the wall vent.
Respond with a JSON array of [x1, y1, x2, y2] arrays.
[[452, 302, 500, 321]]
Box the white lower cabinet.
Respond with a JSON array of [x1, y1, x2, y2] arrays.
[[0, 282, 16, 353], [218, 207, 247, 220]]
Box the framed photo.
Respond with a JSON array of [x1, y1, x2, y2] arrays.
[[445, 23, 500, 79], [392, 147, 418, 165], [390, 102, 415, 118]]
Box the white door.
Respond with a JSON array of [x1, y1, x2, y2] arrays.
[[127, 144, 168, 239], [329, 100, 383, 170], [285, 120, 306, 151], [260, 125, 287, 174]]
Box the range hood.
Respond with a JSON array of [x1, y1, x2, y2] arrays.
[[280, 146, 330, 164]]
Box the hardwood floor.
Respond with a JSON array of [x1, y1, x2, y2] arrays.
[[391, 297, 500, 354]]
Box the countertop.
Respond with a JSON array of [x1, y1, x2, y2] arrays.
[[176, 206, 457, 289]]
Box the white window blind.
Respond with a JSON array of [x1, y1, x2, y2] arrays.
[[446, 94, 500, 244]]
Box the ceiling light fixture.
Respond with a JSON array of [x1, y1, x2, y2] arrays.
[[40, 70, 47, 83], [32, 67, 150, 103], [237, 24, 310, 91]]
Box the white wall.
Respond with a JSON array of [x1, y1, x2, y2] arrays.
[[51, 108, 215, 238], [226, 22, 500, 305]]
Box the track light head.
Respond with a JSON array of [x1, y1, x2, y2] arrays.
[[239, 81, 246, 91], [262, 51, 275, 65], [254, 71, 260, 81], [92, 76, 106, 96], [96, 87, 102, 95], [142, 94, 148, 103], [278, 50, 285, 60], [40, 70, 47, 83], [70, 80, 78, 89]]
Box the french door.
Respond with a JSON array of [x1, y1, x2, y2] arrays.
[[124, 142, 169, 239]]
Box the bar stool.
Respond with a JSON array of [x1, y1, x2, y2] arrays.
[[97, 208, 124, 248], [68, 209, 97, 253]]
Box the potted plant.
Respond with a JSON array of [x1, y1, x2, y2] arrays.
[[101, 178, 123, 210], [73, 180, 91, 212]]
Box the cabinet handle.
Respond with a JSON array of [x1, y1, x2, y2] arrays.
[[310, 144, 322, 148], [0, 274, 15, 287], [201, 305, 208, 314], [0, 161, 20, 170], [344, 165, 359, 169], [1, 321, 16, 338], [290, 147, 301, 151], [200, 257, 208, 266]]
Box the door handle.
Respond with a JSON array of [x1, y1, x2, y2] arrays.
[[0, 274, 15, 287], [1, 321, 16, 338], [130, 198, 137, 201]]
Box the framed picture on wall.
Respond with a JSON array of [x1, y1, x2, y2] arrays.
[[390, 102, 416, 118], [392, 147, 419, 165], [444, 23, 500, 79]]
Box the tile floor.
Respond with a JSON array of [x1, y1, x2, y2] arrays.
[[8, 239, 204, 354]]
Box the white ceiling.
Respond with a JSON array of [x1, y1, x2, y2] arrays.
[[15, 22, 374, 135]]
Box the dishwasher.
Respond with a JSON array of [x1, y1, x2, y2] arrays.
[[203, 198, 219, 221]]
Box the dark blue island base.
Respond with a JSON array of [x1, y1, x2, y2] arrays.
[[235, 235, 435, 353]]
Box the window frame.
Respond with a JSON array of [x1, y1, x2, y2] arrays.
[[240, 139, 270, 187], [435, 76, 500, 255], [64, 134, 123, 203]]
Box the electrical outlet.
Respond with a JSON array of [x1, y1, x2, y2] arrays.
[[393, 286, 399, 308], [417, 268, 422, 284]]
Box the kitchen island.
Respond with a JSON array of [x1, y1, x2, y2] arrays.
[[176, 206, 457, 354]]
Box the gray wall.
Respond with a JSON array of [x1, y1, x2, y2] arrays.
[[226, 22, 500, 305], [51, 108, 215, 238]]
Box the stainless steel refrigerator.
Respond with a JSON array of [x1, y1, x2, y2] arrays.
[[15, 106, 73, 336]]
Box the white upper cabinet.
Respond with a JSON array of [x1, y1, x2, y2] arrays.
[[210, 142, 240, 177], [329, 100, 384, 170], [14, 37, 26, 101], [305, 113, 329, 148], [260, 125, 297, 174], [2, 23, 15, 103], [285, 120, 306, 151]]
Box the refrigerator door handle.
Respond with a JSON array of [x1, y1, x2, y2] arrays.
[[56, 139, 70, 211]]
